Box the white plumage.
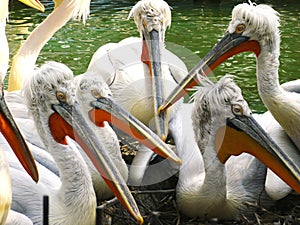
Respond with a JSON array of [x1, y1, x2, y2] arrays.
[[8, 0, 90, 91], [229, 2, 300, 151], [176, 75, 271, 219]]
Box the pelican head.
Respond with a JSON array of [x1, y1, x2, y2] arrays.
[[129, 0, 172, 140], [192, 75, 250, 155], [75, 72, 112, 103], [23, 62, 143, 224], [159, 1, 280, 112], [75, 72, 181, 164], [192, 75, 300, 194], [128, 0, 171, 42]]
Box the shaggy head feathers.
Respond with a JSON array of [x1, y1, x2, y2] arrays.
[[128, 0, 171, 36], [191, 75, 251, 154], [24, 61, 76, 113], [75, 72, 112, 103], [192, 75, 246, 116], [228, 1, 280, 48]]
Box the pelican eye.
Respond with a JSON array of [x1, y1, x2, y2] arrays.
[[232, 104, 243, 115], [235, 24, 245, 34], [91, 89, 102, 99], [56, 91, 67, 102]]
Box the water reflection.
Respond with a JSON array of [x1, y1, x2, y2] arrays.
[[6, 0, 300, 113]]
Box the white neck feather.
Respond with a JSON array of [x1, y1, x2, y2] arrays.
[[9, 0, 89, 91], [256, 29, 300, 150]]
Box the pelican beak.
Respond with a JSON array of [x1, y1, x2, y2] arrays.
[[215, 114, 300, 194], [49, 101, 143, 224], [0, 90, 38, 182], [159, 32, 260, 112], [89, 97, 181, 165], [18, 0, 45, 12], [142, 28, 168, 141]]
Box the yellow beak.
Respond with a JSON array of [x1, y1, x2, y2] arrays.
[[18, 0, 45, 12]]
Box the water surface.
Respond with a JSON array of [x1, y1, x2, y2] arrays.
[[7, 0, 300, 113]]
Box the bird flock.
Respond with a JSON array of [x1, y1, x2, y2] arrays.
[[0, 0, 299, 224]]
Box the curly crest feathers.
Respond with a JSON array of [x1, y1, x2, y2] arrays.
[[23, 61, 75, 111], [232, 1, 280, 38], [128, 0, 171, 33]]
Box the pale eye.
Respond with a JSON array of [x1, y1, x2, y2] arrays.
[[232, 104, 243, 115], [91, 89, 102, 99], [56, 91, 66, 102], [235, 24, 245, 34]]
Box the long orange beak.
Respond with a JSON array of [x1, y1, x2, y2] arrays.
[[159, 32, 260, 113], [0, 91, 38, 182], [49, 101, 143, 224], [89, 97, 181, 165], [215, 115, 300, 194], [18, 0, 45, 12]]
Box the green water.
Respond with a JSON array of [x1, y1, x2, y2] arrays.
[[6, 0, 300, 113]]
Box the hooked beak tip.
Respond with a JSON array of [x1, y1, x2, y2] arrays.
[[158, 105, 165, 114], [137, 216, 144, 225], [161, 134, 167, 142], [177, 158, 182, 165]]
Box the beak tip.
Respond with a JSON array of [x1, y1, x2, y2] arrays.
[[158, 104, 166, 114], [138, 216, 144, 225], [161, 135, 167, 142], [171, 156, 182, 165], [177, 158, 182, 165], [33, 173, 39, 183]]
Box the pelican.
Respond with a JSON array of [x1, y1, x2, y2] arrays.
[[159, 2, 300, 193], [160, 2, 300, 151], [0, 1, 43, 224], [87, 0, 188, 140], [87, 0, 187, 185], [176, 75, 299, 219], [74, 72, 181, 200], [8, 0, 90, 91], [9, 62, 144, 224]]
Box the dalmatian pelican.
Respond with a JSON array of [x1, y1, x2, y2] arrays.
[[87, 0, 188, 140], [74, 72, 181, 199], [176, 75, 299, 219], [87, 0, 187, 186], [159, 2, 300, 195], [8, 62, 144, 224]]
